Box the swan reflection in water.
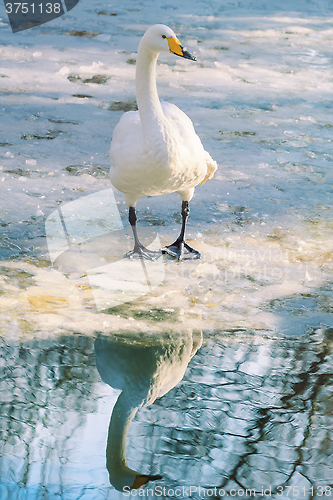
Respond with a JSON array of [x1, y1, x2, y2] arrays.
[[94, 329, 202, 492]]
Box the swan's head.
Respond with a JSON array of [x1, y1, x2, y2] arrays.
[[109, 467, 162, 492], [140, 24, 196, 61]]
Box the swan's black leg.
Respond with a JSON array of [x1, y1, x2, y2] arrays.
[[125, 207, 161, 261], [162, 201, 200, 260]]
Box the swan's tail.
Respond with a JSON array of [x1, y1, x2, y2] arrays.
[[199, 152, 217, 185]]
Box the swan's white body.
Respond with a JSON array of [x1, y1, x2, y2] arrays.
[[109, 24, 217, 208], [95, 330, 202, 492]]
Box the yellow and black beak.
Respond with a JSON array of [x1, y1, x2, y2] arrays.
[[167, 36, 196, 61]]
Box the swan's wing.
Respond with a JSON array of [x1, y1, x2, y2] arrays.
[[161, 102, 217, 183], [200, 150, 217, 184], [161, 101, 199, 143]]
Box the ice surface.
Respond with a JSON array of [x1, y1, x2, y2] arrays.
[[1, 0, 333, 338]]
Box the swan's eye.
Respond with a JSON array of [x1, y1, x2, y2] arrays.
[[162, 35, 166, 39]]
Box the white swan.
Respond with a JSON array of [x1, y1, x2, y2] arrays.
[[109, 24, 217, 261], [94, 330, 202, 492]]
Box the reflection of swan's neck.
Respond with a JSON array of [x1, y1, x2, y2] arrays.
[[106, 391, 140, 489], [136, 44, 165, 138]]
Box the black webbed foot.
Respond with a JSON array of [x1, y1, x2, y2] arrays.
[[162, 239, 200, 260], [125, 243, 161, 262]]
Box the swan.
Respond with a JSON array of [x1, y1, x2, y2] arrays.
[[94, 330, 202, 492], [109, 24, 217, 261]]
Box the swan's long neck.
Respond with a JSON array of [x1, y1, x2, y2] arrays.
[[136, 43, 165, 137]]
